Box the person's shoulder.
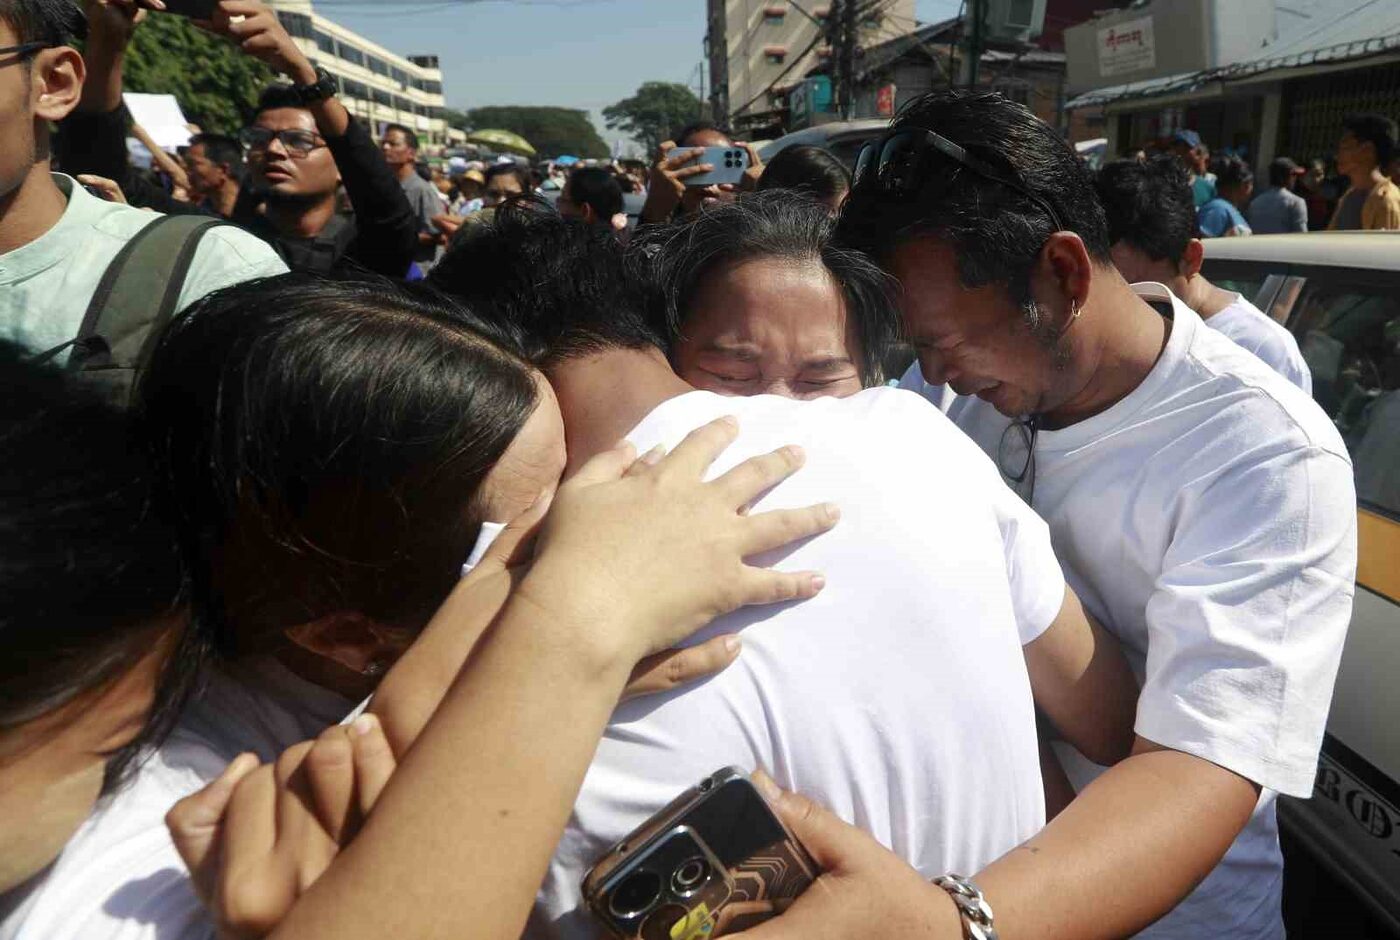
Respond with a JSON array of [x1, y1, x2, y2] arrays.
[[1185, 320, 1345, 459], [176, 222, 289, 311], [4, 739, 221, 940]]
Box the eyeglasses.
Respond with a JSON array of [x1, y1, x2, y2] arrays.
[[997, 415, 1039, 507], [239, 127, 325, 156], [0, 41, 50, 64], [853, 128, 1066, 232]]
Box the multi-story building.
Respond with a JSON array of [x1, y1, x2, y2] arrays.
[[269, 0, 461, 153], [706, 0, 916, 134]]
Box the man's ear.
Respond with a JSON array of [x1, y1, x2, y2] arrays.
[[1182, 238, 1205, 279], [285, 612, 399, 675], [580, 202, 598, 225], [1039, 230, 1094, 316], [31, 47, 84, 125]]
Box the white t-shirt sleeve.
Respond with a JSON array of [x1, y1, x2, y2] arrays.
[[1136, 445, 1356, 797], [886, 387, 1065, 645], [987, 480, 1066, 645]]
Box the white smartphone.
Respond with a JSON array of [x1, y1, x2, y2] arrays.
[[681, 146, 750, 188]]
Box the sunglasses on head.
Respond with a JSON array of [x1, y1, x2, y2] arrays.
[[853, 128, 1066, 232]]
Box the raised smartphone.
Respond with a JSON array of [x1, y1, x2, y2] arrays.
[[582, 767, 816, 940], [680, 146, 750, 188]]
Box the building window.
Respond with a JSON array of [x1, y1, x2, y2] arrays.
[[314, 31, 336, 56], [342, 78, 368, 99], [391, 67, 407, 87], [393, 95, 413, 113], [763, 44, 787, 64], [763, 5, 785, 23], [369, 56, 389, 77], [337, 42, 364, 68], [373, 88, 392, 107], [276, 11, 312, 39]]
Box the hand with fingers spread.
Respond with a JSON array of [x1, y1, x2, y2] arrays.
[[519, 415, 839, 668], [640, 140, 714, 223], [166, 715, 398, 940]]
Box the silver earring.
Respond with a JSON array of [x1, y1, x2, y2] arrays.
[[362, 659, 387, 678]]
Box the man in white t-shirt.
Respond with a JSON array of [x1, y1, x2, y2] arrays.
[[833, 90, 1355, 940], [426, 209, 1137, 940], [1095, 156, 1311, 392]]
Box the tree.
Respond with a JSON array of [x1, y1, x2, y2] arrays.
[[122, 14, 275, 133], [441, 107, 470, 133], [603, 82, 708, 156], [465, 106, 608, 159]]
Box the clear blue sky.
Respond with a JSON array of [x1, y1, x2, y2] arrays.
[[318, 0, 963, 153]]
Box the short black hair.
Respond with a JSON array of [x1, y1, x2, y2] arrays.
[[1094, 156, 1194, 264], [1215, 155, 1253, 192], [1342, 113, 1397, 168], [672, 119, 731, 147], [0, 342, 191, 792], [385, 122, 419, 151], [634, 191, 898, 383], [838, 90, 1112, 306], [429, 199, 671, 365], [565, 166, 624, 220], [253, 83, 306, 118], [1268, 158, 1298, 188], [758, 145, 851, 205], [484, 162, 531, 191], [0, 0, 82, 47], [138, 273, 540, 656], [190, 133, 243, 174]]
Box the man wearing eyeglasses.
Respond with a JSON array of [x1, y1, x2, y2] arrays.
[[0, 0, 285, 366], [747, 90, 1358, 940], [53, 0, 417, 279]]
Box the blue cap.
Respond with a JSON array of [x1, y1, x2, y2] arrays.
[[1171, 129, 1203, 149]]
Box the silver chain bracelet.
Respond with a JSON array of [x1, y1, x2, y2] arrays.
[[933, 873, 998, 940]]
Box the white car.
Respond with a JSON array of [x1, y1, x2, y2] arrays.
[[757, 119, 891, 169], [1203, 232, 1400, 934]]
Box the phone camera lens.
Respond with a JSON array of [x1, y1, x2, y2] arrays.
[[671, 857, 711, 895], [608, 870, 663, 920]]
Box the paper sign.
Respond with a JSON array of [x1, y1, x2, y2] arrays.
[[1097, 16, 1156, 78]]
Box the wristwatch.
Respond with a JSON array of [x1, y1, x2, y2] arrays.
[[292, 65, 338, 105]]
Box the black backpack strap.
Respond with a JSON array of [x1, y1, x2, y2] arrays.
[[70, 214, 227, 373]]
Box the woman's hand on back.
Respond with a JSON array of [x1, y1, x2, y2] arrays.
[[519, 416, 839, 671]]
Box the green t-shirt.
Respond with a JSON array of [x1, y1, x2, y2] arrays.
[[0, 174, 287, 359]]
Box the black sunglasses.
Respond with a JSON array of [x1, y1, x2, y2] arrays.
[[0, 41, 50, 62], [854, 128, 1066, 232]]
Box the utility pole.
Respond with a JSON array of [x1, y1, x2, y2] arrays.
[[959, 0, 985, 89], [829, 0, 863, 119]]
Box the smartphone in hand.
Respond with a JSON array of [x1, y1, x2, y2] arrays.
[[681, 147, 750, 188], [582, 767, 816, 939]]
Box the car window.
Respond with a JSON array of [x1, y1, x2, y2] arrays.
[[1287, 273, 1400, 516], [1211, 275, 1269, 305]]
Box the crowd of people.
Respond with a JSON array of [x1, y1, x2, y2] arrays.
[[1138, 117, 1400, 236], [0, 1, 1372, 939]]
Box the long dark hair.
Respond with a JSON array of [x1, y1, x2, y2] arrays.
[[0, 344, 190, 791], [634, 191, 899, 384], [137, 274, 540, 658]]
